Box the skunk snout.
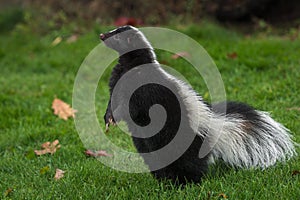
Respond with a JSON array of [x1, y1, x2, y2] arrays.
[[100, 33, 106, 41], [100, 32, 116, 41]]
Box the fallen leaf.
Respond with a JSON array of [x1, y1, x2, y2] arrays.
[[34, 140, 61, 155], [292, 170, 300, 176], [4, 188, 13, 197], [85, 149, 112, 157], [66, 34, 78, 43], [52, 98, 77, 120], [227, 52, 238, 59], [40, 166, 50, 175], [54, 168, 65, 180], [51, 36, 62, 46], [287, 107, 300, 111], [171, 52, 190, 59], [218, 193, 228, 199]]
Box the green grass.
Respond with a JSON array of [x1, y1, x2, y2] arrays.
[[1, 19, 300, 199]]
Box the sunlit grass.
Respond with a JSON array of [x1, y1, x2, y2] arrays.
[[0, 19, 299, 199]]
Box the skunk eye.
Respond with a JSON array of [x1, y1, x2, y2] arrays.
[[113, 35, 120, 40]]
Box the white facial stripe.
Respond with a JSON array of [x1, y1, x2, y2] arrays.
[[109, 28, 118, 33], [108, 26, 138, 34]]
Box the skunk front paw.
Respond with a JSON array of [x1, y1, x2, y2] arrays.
[[104, 110, 116, 132]]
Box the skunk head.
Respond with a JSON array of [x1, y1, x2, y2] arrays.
[[100, 26, 152, 54]]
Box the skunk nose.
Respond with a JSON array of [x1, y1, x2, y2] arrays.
[[100, 33, 105, 40]]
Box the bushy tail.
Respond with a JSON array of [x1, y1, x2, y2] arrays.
[[209, 110, 297, 168]]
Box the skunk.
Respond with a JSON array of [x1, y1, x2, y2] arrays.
[[100, 26, 296, 184]]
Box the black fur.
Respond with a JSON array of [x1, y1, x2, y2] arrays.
[[213, 101, 259, 120], [101, 26, 295, 184], [101, 26, 208, 184]]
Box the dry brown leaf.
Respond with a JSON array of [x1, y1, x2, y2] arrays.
[[292, 170, 300, 176], [227, 52, 238, 59], [52, 98, 77, 120], [85, 149, 112, 157], [4, 188, 13, 197], [34, 140, 61, 155], [54, 168, 65, 180], [171, 52, 190, 59], [218, 193, 228, 199], [66, 34, 78, 43], [287, 107, 300, 111]]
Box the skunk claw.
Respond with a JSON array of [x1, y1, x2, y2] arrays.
[[105, 116, 116, 133], [104, 108, 116, 132], [108, 115, 116, 125], [105, 123, 110, 132]]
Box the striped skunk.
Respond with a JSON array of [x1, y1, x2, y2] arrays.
[[100, 26, 296, 184]]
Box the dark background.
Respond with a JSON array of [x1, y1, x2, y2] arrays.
[[1, 0, 300, 31]]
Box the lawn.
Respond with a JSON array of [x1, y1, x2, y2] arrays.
[[0, 17, 300, 199]]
